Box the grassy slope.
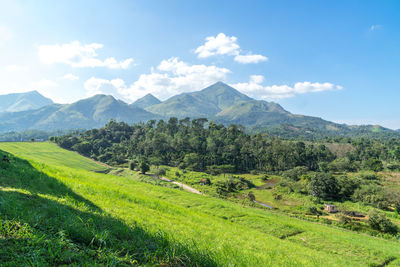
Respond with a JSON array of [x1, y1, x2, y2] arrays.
[[1, 143, 400, 266]]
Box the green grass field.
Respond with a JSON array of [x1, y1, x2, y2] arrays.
[[1, 142, 400, 266]]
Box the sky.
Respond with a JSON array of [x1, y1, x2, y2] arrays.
[[0, 0, 400, 128]]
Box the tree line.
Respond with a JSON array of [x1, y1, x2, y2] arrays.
[[53, 118, 400, 174]]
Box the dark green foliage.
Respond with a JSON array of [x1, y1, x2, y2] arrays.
[[368, 210, 398, 235], [246, 191, 256, 202], [306, 205, 321, 215], [153, 167, 166, 177], [129, 161, 136, 171], [328, 157, 355, 172], [352, 184, 389, 209], [308, 173, 340, 200], [56, 119, 335, 173], [362, 158, 384, 172], [216, 176, 254, 196], [282, 166, 308, 181], [139, 160, 150, 174], [337, 175, 360, 199]]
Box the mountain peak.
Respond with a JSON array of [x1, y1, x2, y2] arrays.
[[0, 90, 53, 113], [131, 93, 161, 109]]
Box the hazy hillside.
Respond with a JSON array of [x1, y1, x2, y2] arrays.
[[0, 94, 159, 132], [0, 91, 53, 113], [131, 93, 161, 109], [146, 82, 252, 117]]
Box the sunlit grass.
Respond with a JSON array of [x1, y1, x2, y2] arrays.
[[1, 142, 400, 266]]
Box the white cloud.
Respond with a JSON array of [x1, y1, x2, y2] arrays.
[[38, 41, 134, 69], [63, 73, 79, 81], [84, 57, 231, 101], [195, 33, 268, 64], [4, 64, 28, 71], [195, 33, 240, 58], [31, 79, 58, 89], [231, 75, 343, 99], [370, 24, 382, 31], [29, 79, 64, 102], [84, 77, 126, 97], [0, 25, 12, 45], [234, 54, 268, 64]]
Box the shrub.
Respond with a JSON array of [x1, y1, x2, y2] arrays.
[[153, 167, 166, 177], [368, 209, 398, 235], [352, 184, 388, 209], [328, 157, 355, 172], [306, 205, 321, 215], [139, 160, 150, 174], [361, 158, 383, 172], [246, 191, 256, 202], [282, 166, 308, 181], [129, 161, 136, 171]]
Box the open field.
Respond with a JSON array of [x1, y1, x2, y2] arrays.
[[1, 142, 400, 266]]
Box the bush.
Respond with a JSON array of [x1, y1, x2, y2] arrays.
[[308, 173, 340, 200], [282, 166, 308, 181], [352, 184, 388, 209], [368, 209, 398, 235], [246, 191, 256, 202], [306, 205, 321, 215], [139, 160, 150, 174], [153, 167, 166, 177], [129, 161, 136, 171], [361, 158, 383, 172], [337, 175, 359, 199], [328, 157, 355, 172]]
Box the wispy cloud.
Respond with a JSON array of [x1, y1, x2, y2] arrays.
[[4, 64, 27, 72], [195, 33, 268, 64], [0, 25, 13, 45], [38, 41, 134, 69], [63, 73, 79, 81], [231, 75, 343, 99], [369, 24, 382, 31]]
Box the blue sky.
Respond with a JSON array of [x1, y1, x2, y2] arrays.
[[0, 0, 399, 128]]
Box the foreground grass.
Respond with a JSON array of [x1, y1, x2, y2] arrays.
[[1, 143, 400, 266]]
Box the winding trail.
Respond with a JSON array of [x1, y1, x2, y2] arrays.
[[148, 174, 203, 195], [253, 200, 273, 209]]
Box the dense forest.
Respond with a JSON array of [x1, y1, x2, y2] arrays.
[[54, 118, 400, 173]]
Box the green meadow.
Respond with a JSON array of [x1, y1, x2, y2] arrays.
[[1, 142, 400, 266]]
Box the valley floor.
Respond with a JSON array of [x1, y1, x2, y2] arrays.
[[1, 142, 400, 266]]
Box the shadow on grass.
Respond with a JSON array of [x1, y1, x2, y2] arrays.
[[0, 150, 218, 266]]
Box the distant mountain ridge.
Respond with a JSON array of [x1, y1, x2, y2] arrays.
[[146, 82, 252, 117], [0, 91, 53, 113], [131, 94, 161, 109], [0, 82, 398, 139], [0, 94, 158, 132]]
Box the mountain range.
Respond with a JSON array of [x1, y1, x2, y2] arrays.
[[0, 82, 398, 139], [0, 90, 53, 113]]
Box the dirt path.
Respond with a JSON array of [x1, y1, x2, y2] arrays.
[[253, 200, 272, 209], [149, 175, 203, 195]]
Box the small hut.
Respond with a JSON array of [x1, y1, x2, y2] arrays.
[[199, 178, 211, 186], [324, 204, 338, 213]]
